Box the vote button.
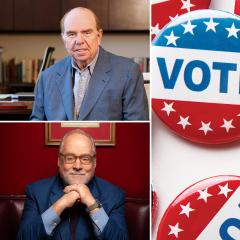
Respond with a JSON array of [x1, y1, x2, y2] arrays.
[[157, 175, 240, 239], [152, 10, 240, 144]]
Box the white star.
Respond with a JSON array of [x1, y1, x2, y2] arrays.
[[199, 121, 213, 135], [177, 116, 191, 129], [169, 14, 179, 21], [226, 23, 240, 38], [221, 119, 235, 133], [181, 0, 195, 12], [197, 188, 212, 203], [180, 202, 194, 218], [204, 18, 219, 32], [165, 30, 180, 46], [168, 223, 183, 238], [181, 20, 197, 35], [161, 102, 176, 116], [218, 183, 233, 198], [237, 113, 240, 117], [151, 23, 161, 36]]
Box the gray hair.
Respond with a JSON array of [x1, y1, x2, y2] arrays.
[[59, 129, 96, 156], [60, 7, 102, 33]]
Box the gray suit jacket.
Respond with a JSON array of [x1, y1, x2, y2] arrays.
[[30, 47, 149, 120]]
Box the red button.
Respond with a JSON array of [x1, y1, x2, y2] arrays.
[[157, 175, 240, 239], [151, 0, 211, 40], [152, 9, 240, 144]]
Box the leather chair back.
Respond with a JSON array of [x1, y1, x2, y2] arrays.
[[0, 195, 25, 240], [125, 198, 149, 240]]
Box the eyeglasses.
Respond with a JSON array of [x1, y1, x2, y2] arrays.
[[59, 153, 95, 165]]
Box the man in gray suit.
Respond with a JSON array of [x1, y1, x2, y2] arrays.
[[30, 7, 149, 121]]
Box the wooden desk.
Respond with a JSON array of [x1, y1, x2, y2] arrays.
[[0, 101, 33, 120]]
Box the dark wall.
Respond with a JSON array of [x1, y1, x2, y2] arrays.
[[0, 122, 149, 198]]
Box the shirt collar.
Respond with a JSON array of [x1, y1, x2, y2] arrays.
[[71, 48, 99, 75]]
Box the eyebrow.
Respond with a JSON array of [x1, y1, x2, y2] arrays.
[[65, 28, 94, 34], [64, 30, 76, 34], [62, 153, 93, 156], [82, 29, 93, 32]]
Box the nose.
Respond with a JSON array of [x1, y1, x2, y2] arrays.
[[73, 158, 82, 170], [75, 33, 85, 45]]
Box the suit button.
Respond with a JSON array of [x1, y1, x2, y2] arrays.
[[52, 221, 57, 227]]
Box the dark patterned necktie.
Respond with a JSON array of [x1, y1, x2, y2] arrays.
[[70, 204, 81, 240]]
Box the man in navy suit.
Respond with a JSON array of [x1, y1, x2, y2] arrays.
[[30, 7, 149, 120], [17, 129, 128, 239]]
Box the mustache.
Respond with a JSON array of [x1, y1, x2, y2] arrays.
[[69, 172, 86, 175]]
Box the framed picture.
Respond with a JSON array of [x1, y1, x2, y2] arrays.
[[45, 122, 116, 146]]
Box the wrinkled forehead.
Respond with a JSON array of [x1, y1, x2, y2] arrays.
[[63, 8, 97, 32]]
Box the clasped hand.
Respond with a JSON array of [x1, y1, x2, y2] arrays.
[[53, 184, 96, 216], [63, 184, 96, 208]]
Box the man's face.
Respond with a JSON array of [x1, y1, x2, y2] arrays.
[[62, 8, 102, 69], [58, 133, 96, 185]]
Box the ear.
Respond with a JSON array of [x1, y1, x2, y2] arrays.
[[61, 33, 67, 45], [97, 29, 103, 43], [93, 159, 97, 168], [57, 157, 61, 167]]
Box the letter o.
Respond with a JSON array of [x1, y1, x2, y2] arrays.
[[184, 60, 210, 92]]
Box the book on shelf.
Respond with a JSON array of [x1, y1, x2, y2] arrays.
[[1, 57, 55, 86], [0, 46, 55, 91]]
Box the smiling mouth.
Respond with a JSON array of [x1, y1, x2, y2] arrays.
[[70, 173, 85, 176], [75, 49, 88, 52]]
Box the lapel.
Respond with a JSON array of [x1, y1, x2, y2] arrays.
[[78, 47, 111, 120], [88, 177, 100, 200], [55, 57, 74, 120], [49, 176, 64, 207]]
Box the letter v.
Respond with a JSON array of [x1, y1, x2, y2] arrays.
[[157, 58, 184, 89]]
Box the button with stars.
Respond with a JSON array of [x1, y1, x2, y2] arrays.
[[152, 9, 240, 144], [157, 175, 240, 239], [151, 0, 211, 41]]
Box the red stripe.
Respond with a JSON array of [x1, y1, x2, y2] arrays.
[[235, 0, 240, 15]]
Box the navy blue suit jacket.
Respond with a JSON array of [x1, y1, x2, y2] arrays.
[[17, 175, 128, 240], [30, 47, 149, 120]]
